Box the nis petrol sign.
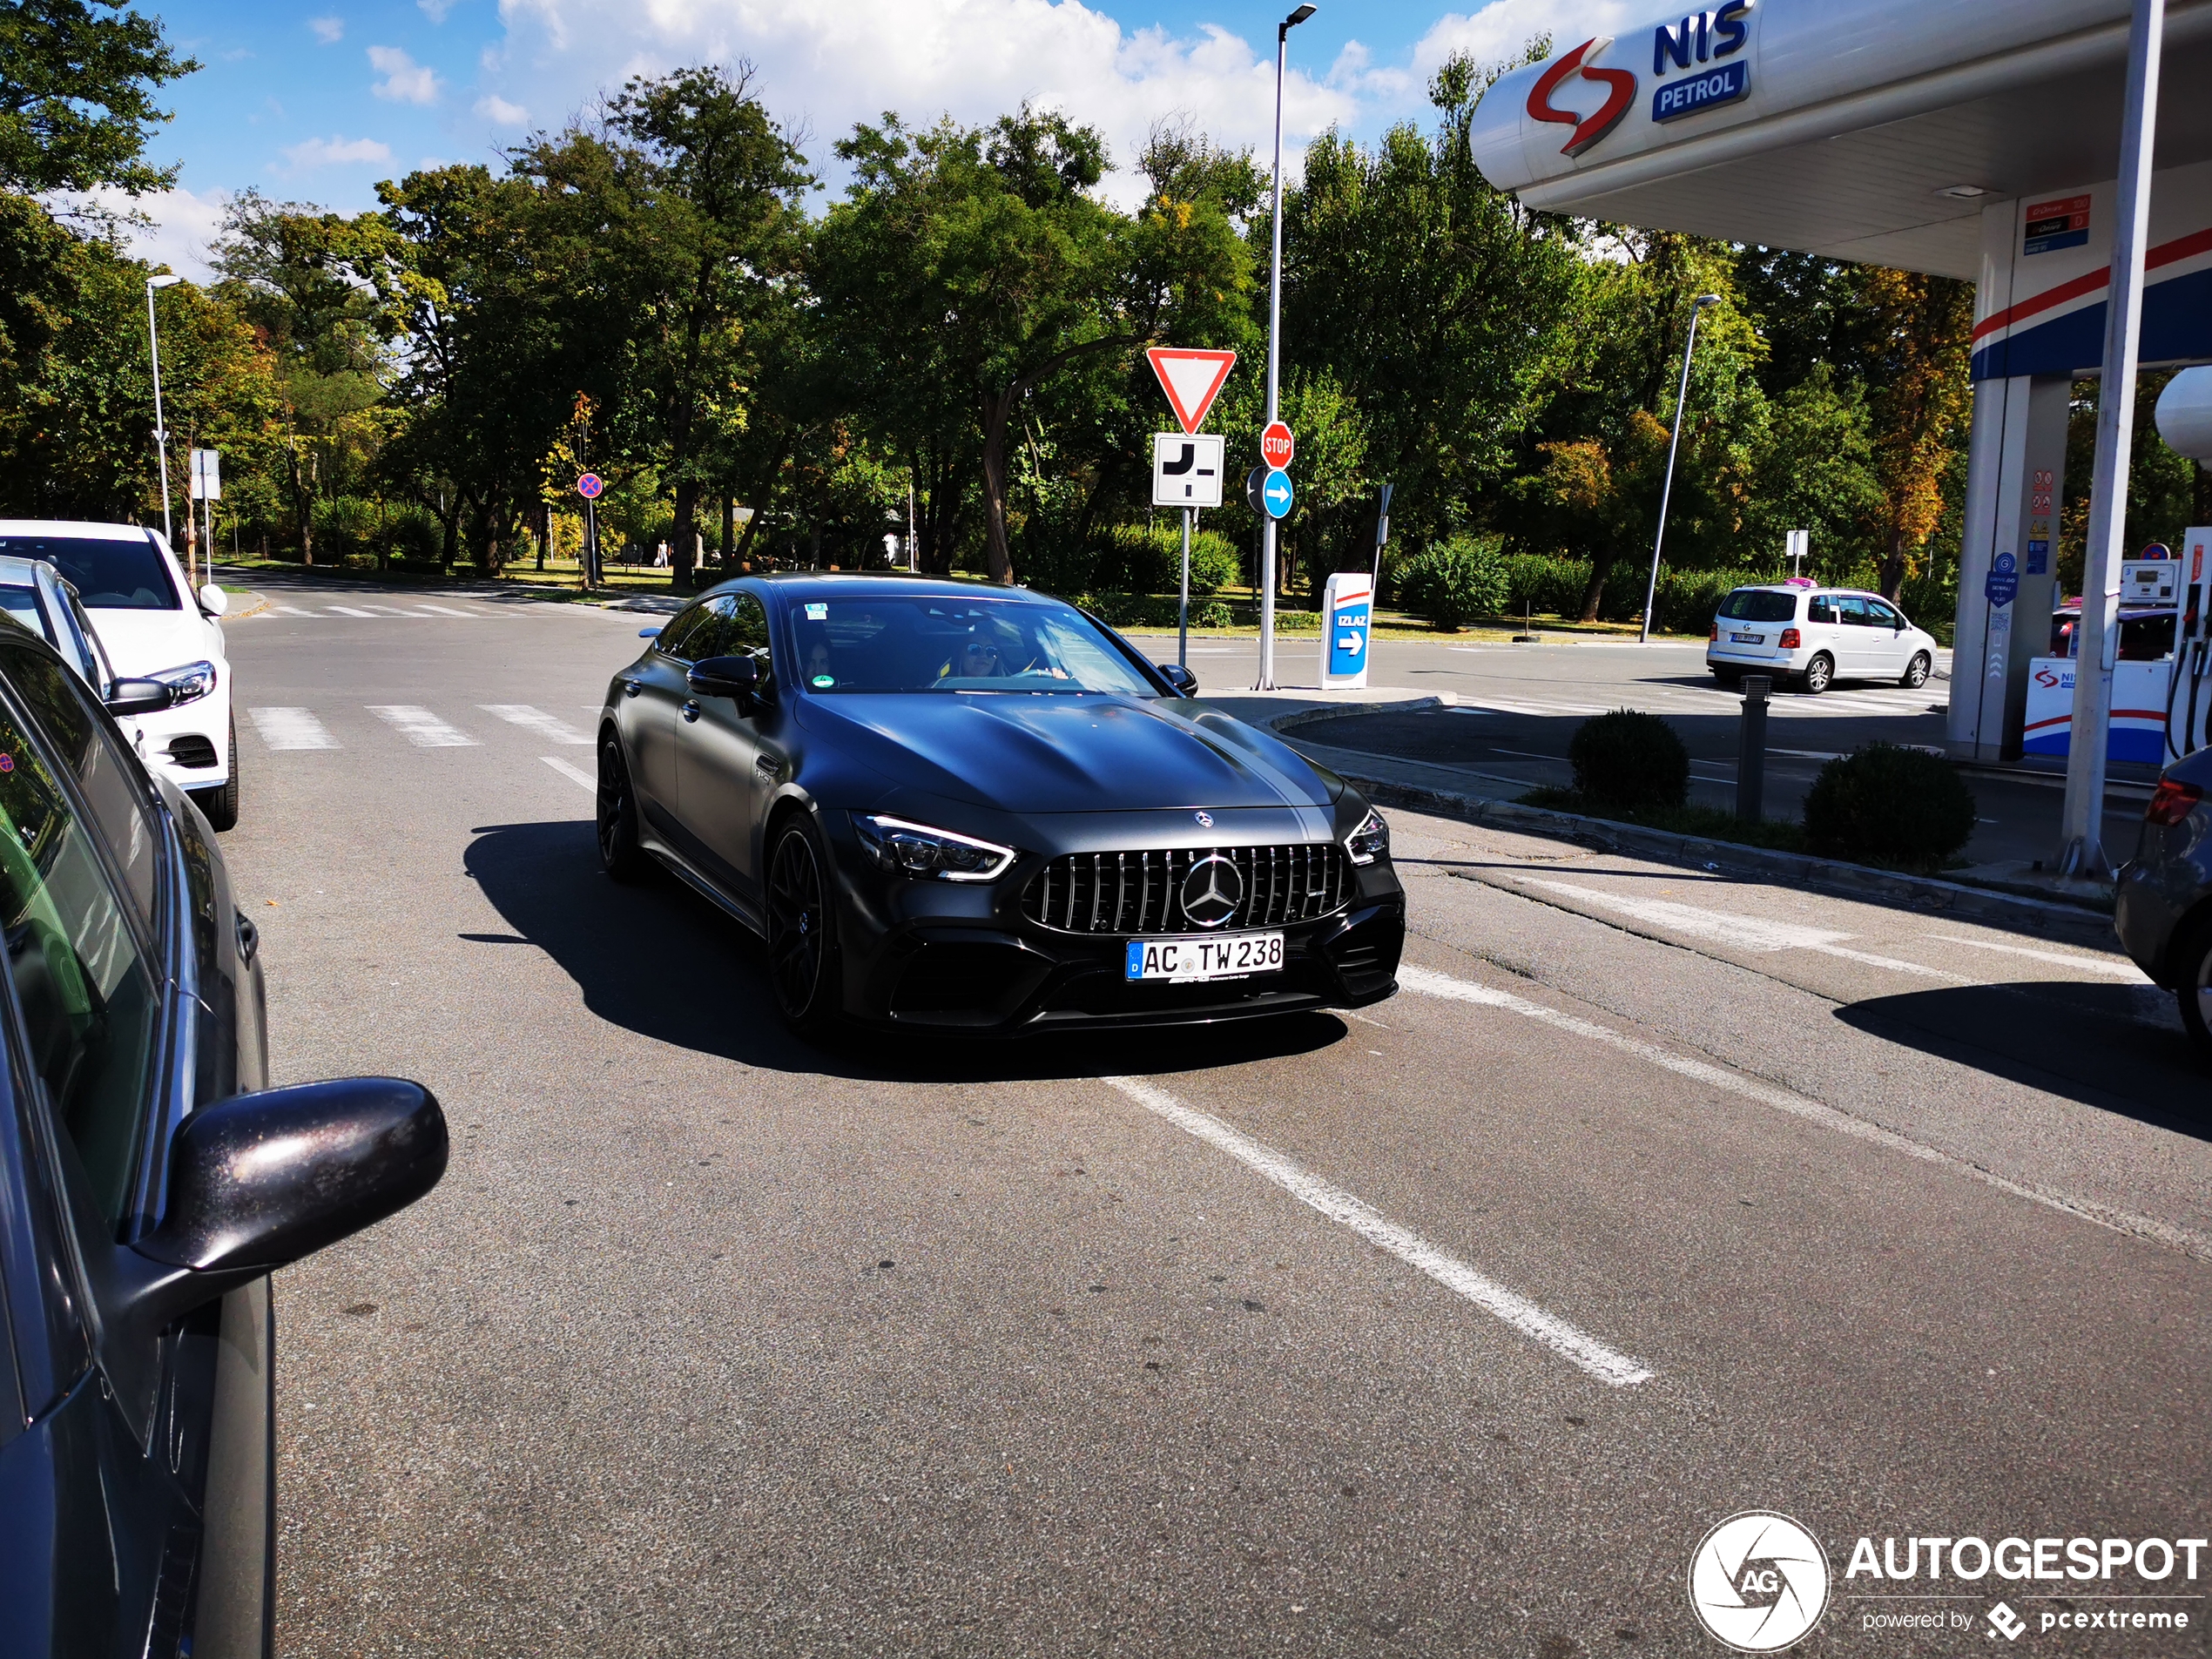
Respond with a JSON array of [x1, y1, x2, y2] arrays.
[[1527, 3, 1753, 158]]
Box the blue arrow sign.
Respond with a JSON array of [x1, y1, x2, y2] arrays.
[[1985, 550, 2019, 609], [1261, 468, 1293, 520]]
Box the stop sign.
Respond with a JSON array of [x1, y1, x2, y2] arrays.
[[1260, 421, 1294, 469]]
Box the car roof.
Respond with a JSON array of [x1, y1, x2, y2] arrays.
[[0, 519, 152, 543], [0, 556, 50, 586], [1730, 583, 1893, 597], [728, 573, 1061, 606]]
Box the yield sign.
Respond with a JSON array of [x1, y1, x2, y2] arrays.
[[1146, 347, 1238, 435]]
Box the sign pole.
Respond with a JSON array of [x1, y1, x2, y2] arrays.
[[1257, 7, 1315, 690], [1179, 508, 1194, 667], [585, 496, 598, 590]]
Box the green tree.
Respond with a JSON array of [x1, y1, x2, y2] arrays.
[[0, 0, 194, 195]]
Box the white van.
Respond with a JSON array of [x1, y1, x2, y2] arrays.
[[0, 521, 236, 826], [1707, 582, 1939, 696]]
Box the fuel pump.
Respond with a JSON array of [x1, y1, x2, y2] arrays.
[[2171, 527, 2212, 760]]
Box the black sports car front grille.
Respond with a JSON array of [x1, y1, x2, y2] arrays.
[[1022, 843, 1352, 935]]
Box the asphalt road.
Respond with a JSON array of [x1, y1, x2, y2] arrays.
[[1121, 631, 2150, 872], [215, 575, 2210, 1658]]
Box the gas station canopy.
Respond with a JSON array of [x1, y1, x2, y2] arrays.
[[1468, 0, 2212, 280]]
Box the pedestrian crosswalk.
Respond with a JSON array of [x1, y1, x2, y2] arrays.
[[249, 702, 604, 755], [1450, 682, 1942, 722], [258, 601, 513, 619], [368, 705, 481, 747], [248, 707, 341, 751]]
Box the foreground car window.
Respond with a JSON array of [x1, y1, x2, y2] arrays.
[[3, 648, 158, 926], [0, 692, 160, 1227], [792, 597, 1156, 696], [0, 536, 179, 610]]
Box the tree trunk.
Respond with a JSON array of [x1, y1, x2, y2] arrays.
[[671, 478, 699, 590], [1878, 525, 1910, 602], [978, 389, 1017, 585], [1577, 550, 1616, 623], [721, 495, 735, 570]]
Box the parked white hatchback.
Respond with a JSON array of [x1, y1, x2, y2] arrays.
[[0, 520, 237, 826], [1707, 581, 1939, 696]]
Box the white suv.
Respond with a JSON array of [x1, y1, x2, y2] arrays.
[[0, 521, 237, 826], [1707, 582, 1939, 696]]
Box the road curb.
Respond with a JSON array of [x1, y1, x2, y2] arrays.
[[1251, 711, 2121, 942], [223, 590, 271, 621]]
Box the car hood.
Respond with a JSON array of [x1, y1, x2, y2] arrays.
[[84, 607, 219, 678], [794, 693, 1332, 813]]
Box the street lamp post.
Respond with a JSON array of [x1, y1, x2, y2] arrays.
[[1639, 292, 1723, 645], [145, 273, 184, 545], [1256, 1, 1316, 692]]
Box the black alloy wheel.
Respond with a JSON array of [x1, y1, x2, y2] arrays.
[[2179, 916, 2212, 1065], [192, 710, 241, 832], [766, 818, 841, 1036], [1901, 651, 1932, 689], [1800, 652, 1834, 696], [597, 732, 649, 882]]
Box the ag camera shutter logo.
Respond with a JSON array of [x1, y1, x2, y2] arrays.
[[1688, 1512, 1831, 1651]]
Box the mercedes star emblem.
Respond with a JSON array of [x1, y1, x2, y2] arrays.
[[1194, 810, 1213, 828], [1180, 853, 1244, 928]]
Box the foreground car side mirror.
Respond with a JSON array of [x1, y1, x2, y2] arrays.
[[1157, 662, 1198, 696], [688, 654, 762, 705], [199, 583, 230, 617], [105, 678, 175, 717]]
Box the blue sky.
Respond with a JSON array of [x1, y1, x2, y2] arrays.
[[121, 0, 1617, 273]]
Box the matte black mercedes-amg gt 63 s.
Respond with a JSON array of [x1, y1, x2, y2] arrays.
[[0, 627, 447, 1657], [597, 575, 1405, 1035]]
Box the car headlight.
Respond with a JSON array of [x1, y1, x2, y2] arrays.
[[1345, 806, 1388, 866], [150, 659, 218, 707], [852, 814, 1015, 882]]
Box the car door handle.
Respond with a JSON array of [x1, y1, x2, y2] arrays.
[[619, 678, 641, 698], [680, 700, 701, 722], [754, 753, 780, 777]]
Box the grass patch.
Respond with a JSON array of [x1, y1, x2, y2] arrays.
[[1519, 786, 1809, 853]]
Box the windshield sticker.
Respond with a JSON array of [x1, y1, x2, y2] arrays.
[[805, 603, 827, 620], [811, 674, 834, 688]]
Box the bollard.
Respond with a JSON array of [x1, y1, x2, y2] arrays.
[[1737, 674, 1771, 822]]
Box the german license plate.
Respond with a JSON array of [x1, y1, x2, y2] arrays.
[[1125, 931, 1285, 982], [1731, 631, 1764, 644]]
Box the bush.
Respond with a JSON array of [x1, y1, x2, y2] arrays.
[[1569, 710, 1689, 813], [1191, 599, 1231, 629], [382, 503, 443, 564], [1803, 744, 1977, 871], [1398, 534, 1508, 630], [310, 495, 380, 561], [1097, 523, 1242, 595]]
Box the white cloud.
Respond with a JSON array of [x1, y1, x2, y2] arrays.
[[48, 186, 232, 282], [421, 0, 460, 20], [280, 134, 395, 173], [368, 44, 442, 104], [1410, 0, 1629, 82], [309, 15, 344, 44], [475, 94, 529, 125], [482, 0, 1357, 202]]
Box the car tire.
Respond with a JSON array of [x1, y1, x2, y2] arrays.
[[1799, 653, 1834, 695], [1900, 651, 1932, 689], [2176, 915, 2212, 1066], [191, 711, 240, 832], [1712, 666, 1741, 687], [596, 732, 651, 883], [765, 814, 844, 1039]]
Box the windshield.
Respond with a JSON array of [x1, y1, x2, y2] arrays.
[[1719, 590, 1799, 623], [0, 536, 177, 610], [789, 596, 1159, 696]]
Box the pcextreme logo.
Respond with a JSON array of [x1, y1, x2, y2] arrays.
[[1525, 37, 1635, 158]]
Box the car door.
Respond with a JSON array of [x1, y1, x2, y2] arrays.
[[0, 653, 214, 1657], [674, 592, 777, 904], [1824, 595, 1872, 677], [1861, 597, 1909, 674], [623, 602, 711, 834]]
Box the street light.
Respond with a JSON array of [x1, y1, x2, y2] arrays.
[[1640, 292, 1723, 645], [145, 273, 185, 545], [1256, 2, 1316, 691]]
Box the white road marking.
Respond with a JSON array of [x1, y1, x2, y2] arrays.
[[354, 604, 412, 616], [542, 755, 596, 791], [267, 604, 314, 617], [248, 707, 339, 751], [414, 604, 480, 618], [1100, 1075, 1655, 1386], [368, 705, 478, 747], [1396, 965, 2212, 1260], [325, 605, 377, 618], [479, 704, 590, 745], [1927, 934, 2152, 982], [1519, 878, 1965, 981]]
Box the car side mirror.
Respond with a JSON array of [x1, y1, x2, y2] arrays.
[[1157, 662, 1199, 696], [105, 678, 175, 717], [688, 654, 763, 705], [198, 583, 230, 617]]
